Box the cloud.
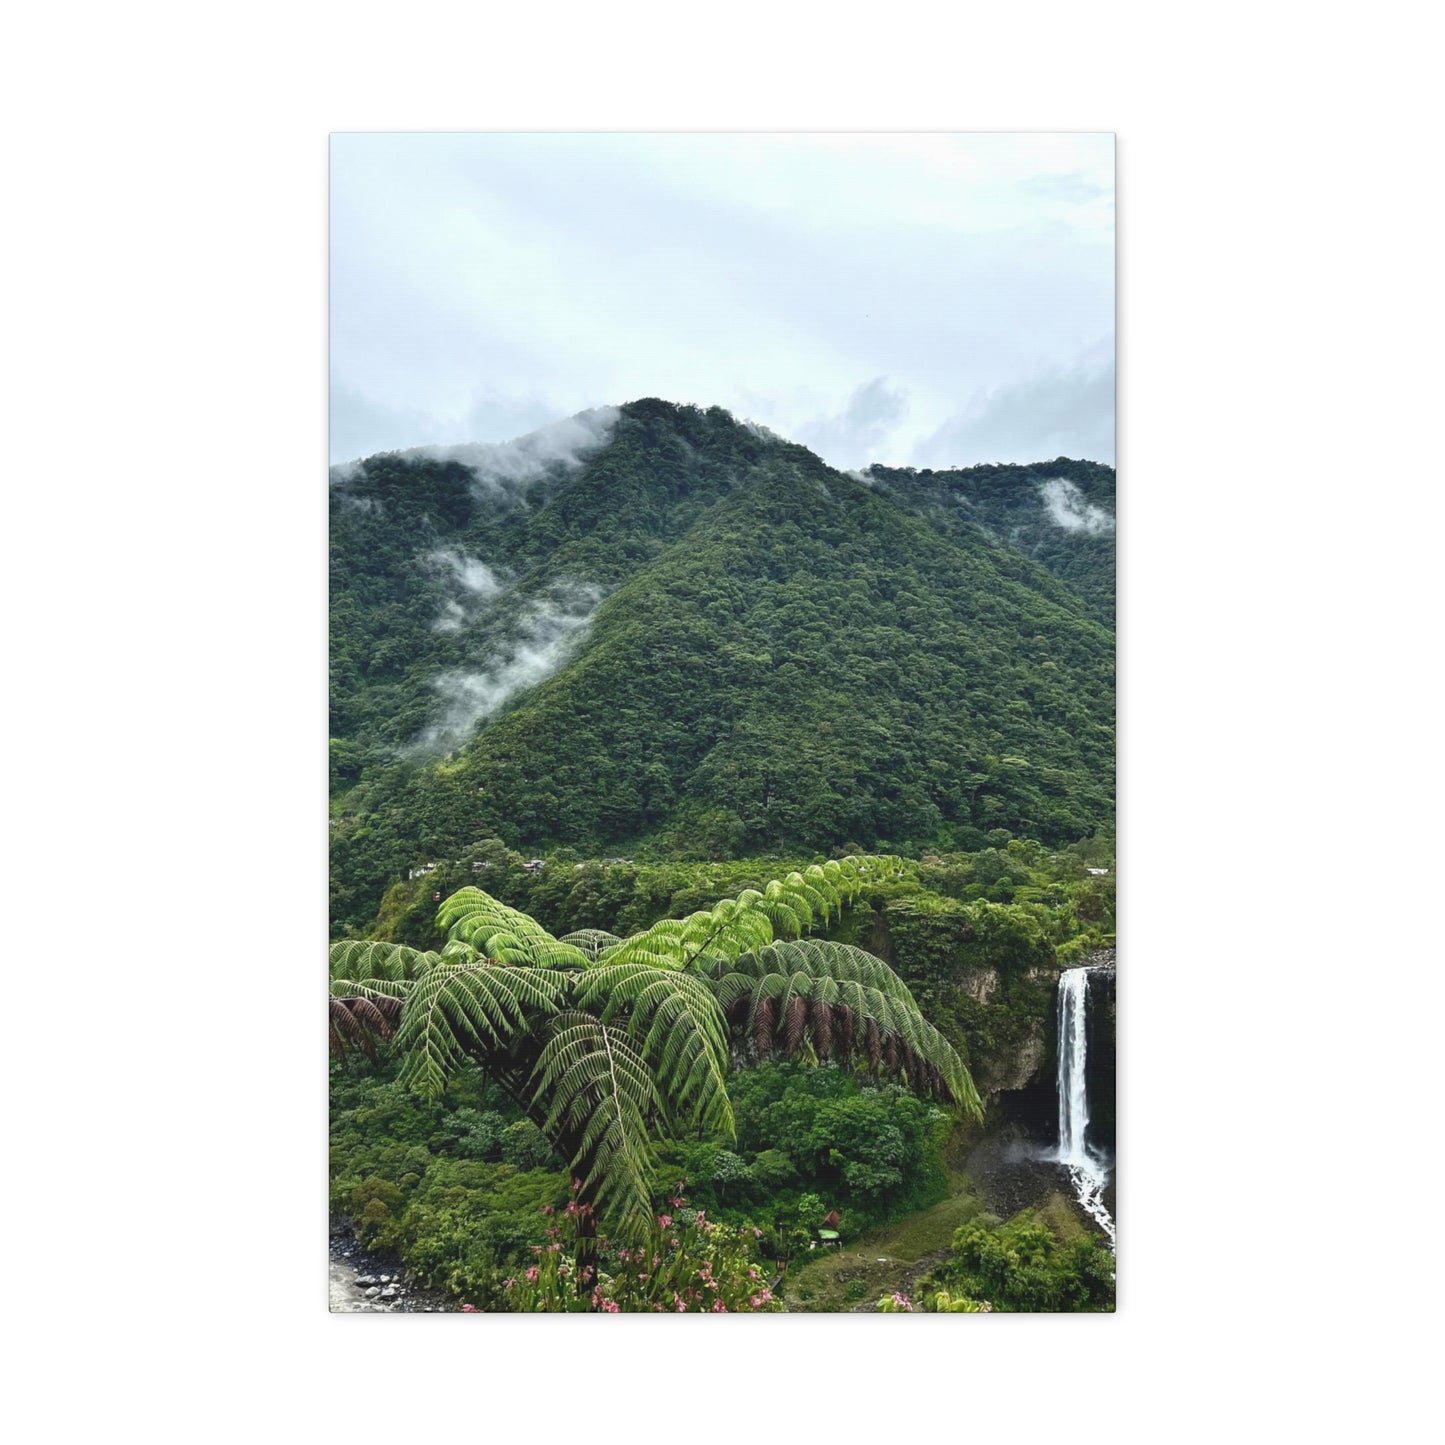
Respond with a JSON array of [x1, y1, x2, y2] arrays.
[[424, 549, 505, 632], [405, 406, 621, 500], [1039, 478, 1114, 533], [1020, 170, 1113, 206], [413, 582, 605, 751], [914, 351, 1115, 467], [795, 377, 910, 468], [330, 134, 1113, 466]]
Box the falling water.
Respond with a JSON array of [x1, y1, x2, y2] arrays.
[[1056, 967, 1116, 1249]]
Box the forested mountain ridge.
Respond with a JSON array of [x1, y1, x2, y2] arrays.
[[330, 399, 1115, 934], [862, 458, 1116, 626]]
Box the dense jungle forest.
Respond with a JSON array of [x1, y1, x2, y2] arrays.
[[329, 400, 1117, 1313]]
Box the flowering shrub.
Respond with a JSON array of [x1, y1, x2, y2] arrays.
[[876, 1288, 992, 1313], [496, 1181, 784, 1313]]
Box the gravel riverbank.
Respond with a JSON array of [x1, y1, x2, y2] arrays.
[[328, 1224, 455, 1313]]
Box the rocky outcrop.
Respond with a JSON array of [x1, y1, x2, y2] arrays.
[[1082, 955, 1116, 1152], [957, 968, 1000, 1005], [979, 1029, 1045, 1094]]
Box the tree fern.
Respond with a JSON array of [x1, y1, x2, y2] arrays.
[[574, 963, 735, 1140], [326, 854, 981, 1255], [596, 854, 905, 972], [711, 938, 982, 1121], [532, 1012, 662, 1234], [328, 940, 438, 1061]]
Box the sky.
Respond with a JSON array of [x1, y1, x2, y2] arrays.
[[330, 133, 1114, 470]]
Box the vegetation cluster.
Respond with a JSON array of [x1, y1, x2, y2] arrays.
[[329, 400, 1115, 935]]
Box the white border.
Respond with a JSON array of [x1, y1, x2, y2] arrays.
[[6, 3, 1437, 1437]]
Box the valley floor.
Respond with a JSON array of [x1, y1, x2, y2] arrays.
[[782, 1171, 984, 1311], [782, 1141, 1110, 1312]]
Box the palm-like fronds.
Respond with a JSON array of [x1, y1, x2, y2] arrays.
[[574, 963, 735, 1140], [438, 888, 592, 968], [596, 854, 905, 973], [326, 855, 981, 1245], [532, 1012, 663, 1234], [712, 939, 982, 1121], [329, 993, 404, 1063], [559, 929, 624, 962], [328, 940, 439, 1062], [393, 959, 569, 1100]]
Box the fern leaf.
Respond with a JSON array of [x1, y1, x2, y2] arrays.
[[393, 960, 567, 1100], [532, 1012, 662, 1236]]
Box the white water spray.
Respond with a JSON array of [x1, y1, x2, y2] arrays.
[[1056, 967, 1116, 1248]]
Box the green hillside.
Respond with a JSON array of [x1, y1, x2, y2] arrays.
[[329, 400, 1115, 934], [862, 459, 1116, 626]]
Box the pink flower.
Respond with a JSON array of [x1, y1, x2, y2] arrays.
[[602, 1300, 620, 1312], [752, 1227, 763, 1239], [573, 1179, 584, 1192], [525, 1266, 539, 1282], [541, 1204, 554, 1216], [711, 1299, 727, 1312], [670, 1196, 686, 1208], [558, 1266, 569, 1277], [750, 1296, 762, 1309], [461, 1303, 478, 1312], [547, 1243, 561, 1253], [503, 1278, 516, 1290], [658, 1215, 673, 1228]]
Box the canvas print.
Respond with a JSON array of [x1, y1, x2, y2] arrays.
[[329, 133, 1116, 1313]]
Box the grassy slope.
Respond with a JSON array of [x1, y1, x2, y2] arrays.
[[782, 1171, 985, 1311]]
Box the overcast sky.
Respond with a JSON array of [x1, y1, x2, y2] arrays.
[[330, 133, 1114, 470]]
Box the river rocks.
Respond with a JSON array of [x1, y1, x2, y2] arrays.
[[329, 1223, 455, 1312]]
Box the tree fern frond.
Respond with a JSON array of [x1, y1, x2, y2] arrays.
[[574, 964, 735, 1140], [437, 887, 590, 969], [328, 940, 439, 985], [603, 854, 903, 977], [713, 938, 980, 1119], [393, 960, 568, 1100], [559, 929, 624, 962], [329, 993, 403, 1063], [532, 1012, 662, 1236]]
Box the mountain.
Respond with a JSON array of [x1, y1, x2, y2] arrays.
[[861, 459, 1116, 627], [329, 399, 1115, 933]]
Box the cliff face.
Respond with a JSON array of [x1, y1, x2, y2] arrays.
[[1082, 956, 1116, 1152], [859, 901, 1115, 1146], [858, 902, 1062, 1125]]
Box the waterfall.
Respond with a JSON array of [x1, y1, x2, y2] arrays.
[[1056, 967, 1116, 1249]]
